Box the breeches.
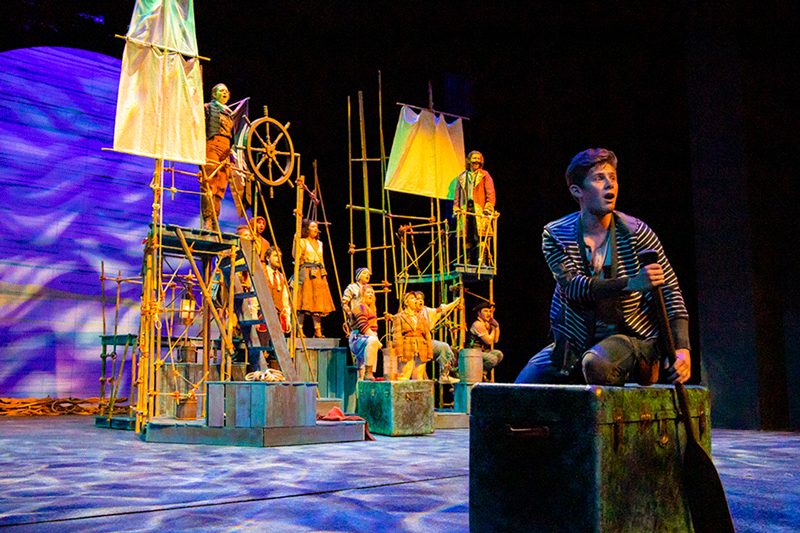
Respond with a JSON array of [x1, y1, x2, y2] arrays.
[[398, 356, 427, 381], [432, 340, 454, 367], [515, 334, 660, 385]]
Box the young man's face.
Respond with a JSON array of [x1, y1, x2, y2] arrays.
[[574, 162, 618, 217], [357, 271, 371, 285], [479, 307, 494, 321], [268, 251, 282, 270], [256, 219, 266, 233], [238, 228, 252, 240]]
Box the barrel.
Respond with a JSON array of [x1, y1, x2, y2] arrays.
[[458, 348, 484, 384]]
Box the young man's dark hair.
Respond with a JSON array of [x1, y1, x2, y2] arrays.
[[565, 148, 617, 187]]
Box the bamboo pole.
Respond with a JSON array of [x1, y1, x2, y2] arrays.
[[291, 175, 305, 355], [226, 244, 237, 381], [358, 92, 372, 270], [347, 96, 354, 282], [378, 72, 390, 318]]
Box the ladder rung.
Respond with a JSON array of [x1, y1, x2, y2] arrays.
[[246, 345, 274, 352], [239, 319, 264, 327], [234, 291, 256, 300]]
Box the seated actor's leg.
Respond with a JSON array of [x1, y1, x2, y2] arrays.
[[432, 340, 455, 367], [582, 334, 659, 386], [582, 335, 635, 386], [482, 349, 503, 370], [515, 344, 567, 384], [364, 336, 381, 377]]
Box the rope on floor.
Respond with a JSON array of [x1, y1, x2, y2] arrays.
[[0, 397, 130, 416]]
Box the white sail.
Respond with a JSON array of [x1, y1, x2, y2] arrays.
[[384, 106, 464, 200], [113, 0, 204, 164]]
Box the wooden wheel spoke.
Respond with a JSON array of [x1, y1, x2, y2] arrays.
[[273, 160, 288, 175], [251, 128, 268, 148]]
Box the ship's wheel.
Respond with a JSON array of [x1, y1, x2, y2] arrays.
[[245, 114, 295, 186]]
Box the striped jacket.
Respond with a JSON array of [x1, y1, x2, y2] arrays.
[[544, 211, 689, 376]]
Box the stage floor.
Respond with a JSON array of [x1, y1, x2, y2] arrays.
[[0, 416, 797, 532]]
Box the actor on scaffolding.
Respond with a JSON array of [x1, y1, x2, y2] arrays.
[[393, 292, 433, 381], [414, 291, 460, 384], [453, 150, 496, 264], [249, 215, 271, 269], [342, 267, 371, 330], [200, 83, 234, 231], [293, 219, 336, 338], [466, 301, 504, 379], [348, 285, 381, 381], [515, 148, 691, 386]]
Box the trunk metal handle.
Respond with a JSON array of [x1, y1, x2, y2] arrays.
[[506, 425, 550, 438]]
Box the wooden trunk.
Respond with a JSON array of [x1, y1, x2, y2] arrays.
[[470, 383, 711, 532], [356, 380, 434, 436]]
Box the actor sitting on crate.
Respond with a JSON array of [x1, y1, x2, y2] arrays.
[[515, 148, 691, 386], [466, 302, 504, 379], [414, 291, 461, 384], [348, 285, 382, 381], [342, 267, 372, 331]]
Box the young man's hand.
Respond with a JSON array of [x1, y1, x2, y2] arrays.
[[627, 263, 665, 292], [665, 349, 691, 384]]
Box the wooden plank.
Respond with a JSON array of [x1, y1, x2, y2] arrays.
[[295, 346, 317, 383], [280, 383, 297, 428], [434, 410, 470, 429], [206, 383, 224, 427], [250, 382, 266, 428], [293, 383, 307, 427], [224, 383, 237, 427], [316, 398, 342, 417], [239, 238, 298, 382], [317, 349, 329, 397], [263, 382, 276, 427], [146, 423, 264, 447], [235, 383, 251, 428], [333, 348, 346, 400], [304, 383, 318, 426], [144, 420, 365, 447], [262, 421, 365, 447]]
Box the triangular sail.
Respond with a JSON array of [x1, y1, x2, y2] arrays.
[[113, 0, 205, 164], [384, 106, 464, 200]]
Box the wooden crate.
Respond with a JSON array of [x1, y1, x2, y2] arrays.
[[356, 380, 434, 436], [206, 381, 317, 428]]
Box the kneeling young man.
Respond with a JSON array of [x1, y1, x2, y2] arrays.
[[516, 148, 691, 386]]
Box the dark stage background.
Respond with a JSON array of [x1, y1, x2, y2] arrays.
[[1, 0, 797, 430]]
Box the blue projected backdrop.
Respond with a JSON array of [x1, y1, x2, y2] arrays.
[[0, 47, 236, 399]]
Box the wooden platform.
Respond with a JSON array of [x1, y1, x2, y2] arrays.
[[94, 415, 136, 431], [144, 418, 365, 447], [434, 409, 469, 429]]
